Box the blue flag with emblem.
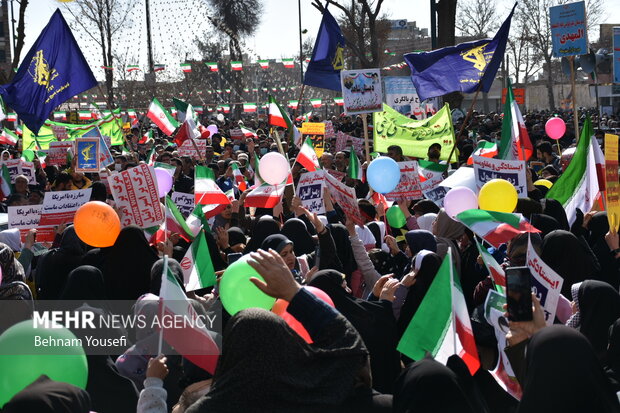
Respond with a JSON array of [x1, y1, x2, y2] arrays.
[[404, 3, 516, 102], [0, 9, 97, 134], [303, 7, 345, 91]]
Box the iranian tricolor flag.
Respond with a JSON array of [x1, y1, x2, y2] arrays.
[[231, 61, 243, 71], [348, 145, 362, 180], [288, 100, 299, 109], [165, 196, 194, 241], [467, 140, 498, 165], [310, 99, 322, 108], [180, 63, 192, 73], [268, 95, 302, 145], [475, 240, 505, 294], [231, 162, 247, 191], [78, 110, 92, 120], [258, 60, 269, 69], [186, 204, 210, 236], [295, 138, 320, 172], [53, 111, 66, 121], [194, 165, 230, 216], [397, 249, 480, 375], [243, 103, 257, 113], [126, 65, 140, 72], [282, 58, 295, 68], [205, 62, 218, 72], [220, 105, 230, 114], [498, 80, 533, 161], [146, 146, 157, 166], [6, 113, 16, 122], [333, 97, 344, 106], [546, 116, 599, 225], [127, 110, 137, 119], [140, 129, 153, 144], [417, 159, 447, 183], [154, 64, 165, 72], [0, 164, 11, 199], [147, 98, 179, 136], [0, 129, 18, 146], [159, 256, 219, 374], [245, 183, 285, 208], [181, 232, 216, 291], [456, 209, 540, 248]]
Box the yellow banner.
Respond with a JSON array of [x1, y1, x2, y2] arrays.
[[301, 122, 325, 157], [605, 134, 620, 232]]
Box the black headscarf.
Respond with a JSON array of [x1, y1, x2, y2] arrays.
[[243, 216, 279, 253], [530, 214, 561, 239], [405, 230, 437, 256], [260, 234, 293, 253], [515, 198, 542, 219], [36, 226, 87, 299], [226, 226, 246, 248], [605, 319, 620, 391], [2, 375, 91, 413], [204, 230, 227, 272], [281, 218, 316, 255], [586, 212, 620, 289], [397, 252, 443, 338], [149, 258, 185, 295], [541, 198, 570, 231], [89, 181, 108, 202], [328, 224, 357, 277], [367, 222, 383, 249], [541, 230, 596, 297], [576, 280, 620, 361], [81, 226, 158, 300], [517, 326, 620, 413], [185, 308, 368, 412], [309, 270, 400, 393], [393, 357, 479, 413], [59, 266, 107, 302]]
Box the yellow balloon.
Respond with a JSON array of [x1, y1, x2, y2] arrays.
[[533, 179, 553, 189], [478, 179, 518, 213]]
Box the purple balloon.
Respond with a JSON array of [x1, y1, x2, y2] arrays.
[[444, 186, 478, 218], [154, 168, 173, 198], [206, 124, 219, 135]]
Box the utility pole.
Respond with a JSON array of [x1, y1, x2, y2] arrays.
[[145, 0, 154, 73], [430, 0, 437, 50], [298, 0, 304, 83]]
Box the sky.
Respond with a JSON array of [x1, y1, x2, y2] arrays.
[[16, 0, 620, 82]]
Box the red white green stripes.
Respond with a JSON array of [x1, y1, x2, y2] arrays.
[[231, 61, 243, 71], [258, 60, 269, 69], [147, 98, 179, 136], [456, 209, 540, 248], [499, 80, 533, 161], [243, 103, 257, 113], [467, 140, 498, 165], [180, 63, 192, 73], [194, 165, 230, 215], [181, 231, 216, 291], [310, 99, 322, 108], [282, 58, 295, 68], [205, 62, 218, 72], [295, 137, 320, 172]]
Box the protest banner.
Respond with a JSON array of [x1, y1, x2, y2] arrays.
[[47, 141, 74, 166], [301, 122, 325, 157], [385, 161, 422, 201], [8, 205, 56, 243], [484, 290, 523, 400], [501, 88, 525, 105], [340, 69, 383, 115], [418, 160, 447, 206], [296, 170, 325, 214], [326, 169, 346, 182], [178, 139, 207, 159], [473, 156, 527, 196], [38, 189, 92, 227], [5, 159, 35, 184], [335, 131, 364, 155], [324, 171, 363, 225], [439, 166, 477, 193], [526, 237, 564, 325], [75, 137, 100, 173], [324, 120, 335, 140], [51, 125, 68, 140], [383, 76, 437, 118], [171, 191, 195, 217], [83, 127, 114, 167], [373, 103, 456, 160], [109, 163, 165, 228], [549, 1, 588, 57], [605, 134, 620, 231]]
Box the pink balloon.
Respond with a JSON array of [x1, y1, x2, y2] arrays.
[[258, 152, 290, 185], [545, 117, 566, 140], [154, 167, 173, 198], [206, 124, 219, 135], [444, 186, 478, 218]]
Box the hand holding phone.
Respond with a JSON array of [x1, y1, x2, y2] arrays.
[[506, 266, 533, 322]]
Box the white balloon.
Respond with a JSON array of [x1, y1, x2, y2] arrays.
[[216, 114, 225, 122], [258, 152, 290, 185]]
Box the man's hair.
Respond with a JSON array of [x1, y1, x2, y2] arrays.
[[387, 145, 403, 155], [536, 141, 553, 155], [6, 193, 28, 206], [54, 172, 72, 186]]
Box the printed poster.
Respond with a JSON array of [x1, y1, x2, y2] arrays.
[[301, 122, 325, 157], [526, 237, 564, 325], [340, 69, 383, 115], [171, 192, 195, 217], [335, 131, 364, 155], [549, 1, 588, 57], [8, 205, 56, 243], [605, 134, 620, 232], [296, 170, 326, 214], [47, 141, 74, 167], [473, 156, 527, 196], [324, 171, 363, 226], [383, 76, 437, 119], [385, 161, 422, 201], [38, 189, 92, 227], [5, 159, 35, 184], [75, 137, 100, 172], [109, 163, 165, 228], [178, 139, 208, 159]]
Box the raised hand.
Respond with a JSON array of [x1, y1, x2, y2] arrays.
[[248, 249, 301, 301]]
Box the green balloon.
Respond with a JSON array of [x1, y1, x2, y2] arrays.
[[0, 320, 88, 407], [21, 150, 35, 162], [220, 254, 277, 315], [386, 205, 407, 228]]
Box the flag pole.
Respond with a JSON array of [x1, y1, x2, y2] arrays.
[[272, 128, 296, 193], [569, 56, 580, 142], [362, 114, 371, 163], [446, 84, 483, 167], [448, 247, 457, 354], [157, 254, 168, 356], [293, 84, 306, 120]]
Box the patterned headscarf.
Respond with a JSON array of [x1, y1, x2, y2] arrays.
[[0, 242, 24, 285]]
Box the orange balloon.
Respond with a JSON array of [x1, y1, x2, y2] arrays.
[[74, 201, 121, 247]]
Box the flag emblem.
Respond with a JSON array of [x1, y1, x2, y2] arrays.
[[332, 45, 344, 70], [29, 50, 58, 87], [460, 44, 489, 71]]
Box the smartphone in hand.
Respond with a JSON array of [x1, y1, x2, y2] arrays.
[[506, 266, 533, 322]]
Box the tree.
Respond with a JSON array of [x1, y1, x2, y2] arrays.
[[11, 0, 29, 72], [506, 10, 540, 85], [310, 0, 390, 69], [455, 0, 499, 39], [63, 0, 138, 108]]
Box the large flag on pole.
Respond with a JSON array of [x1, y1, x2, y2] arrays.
[[194, 165, 230, 217], [159, 256, 219, 374], [545, 116, 599, 225], [268, 95, 301, 146], [397, 248, 480, 375], [498, 79, 533, 161], [403, 4, 515, 102], [0, 9, 97, 134], [303, 8, 345, 91], [147, 98, 179, 136], [295, 137, 320, 171]]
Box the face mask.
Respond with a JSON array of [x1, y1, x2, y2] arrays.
[[233, 145, 240, 152], [114, 164, 122, 172], [260, 148, 268, 155]]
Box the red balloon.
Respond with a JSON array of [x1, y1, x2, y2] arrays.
[[272, 286, 335, 343]]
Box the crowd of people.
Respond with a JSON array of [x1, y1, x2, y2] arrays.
[[0, 106, 620, 412]]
